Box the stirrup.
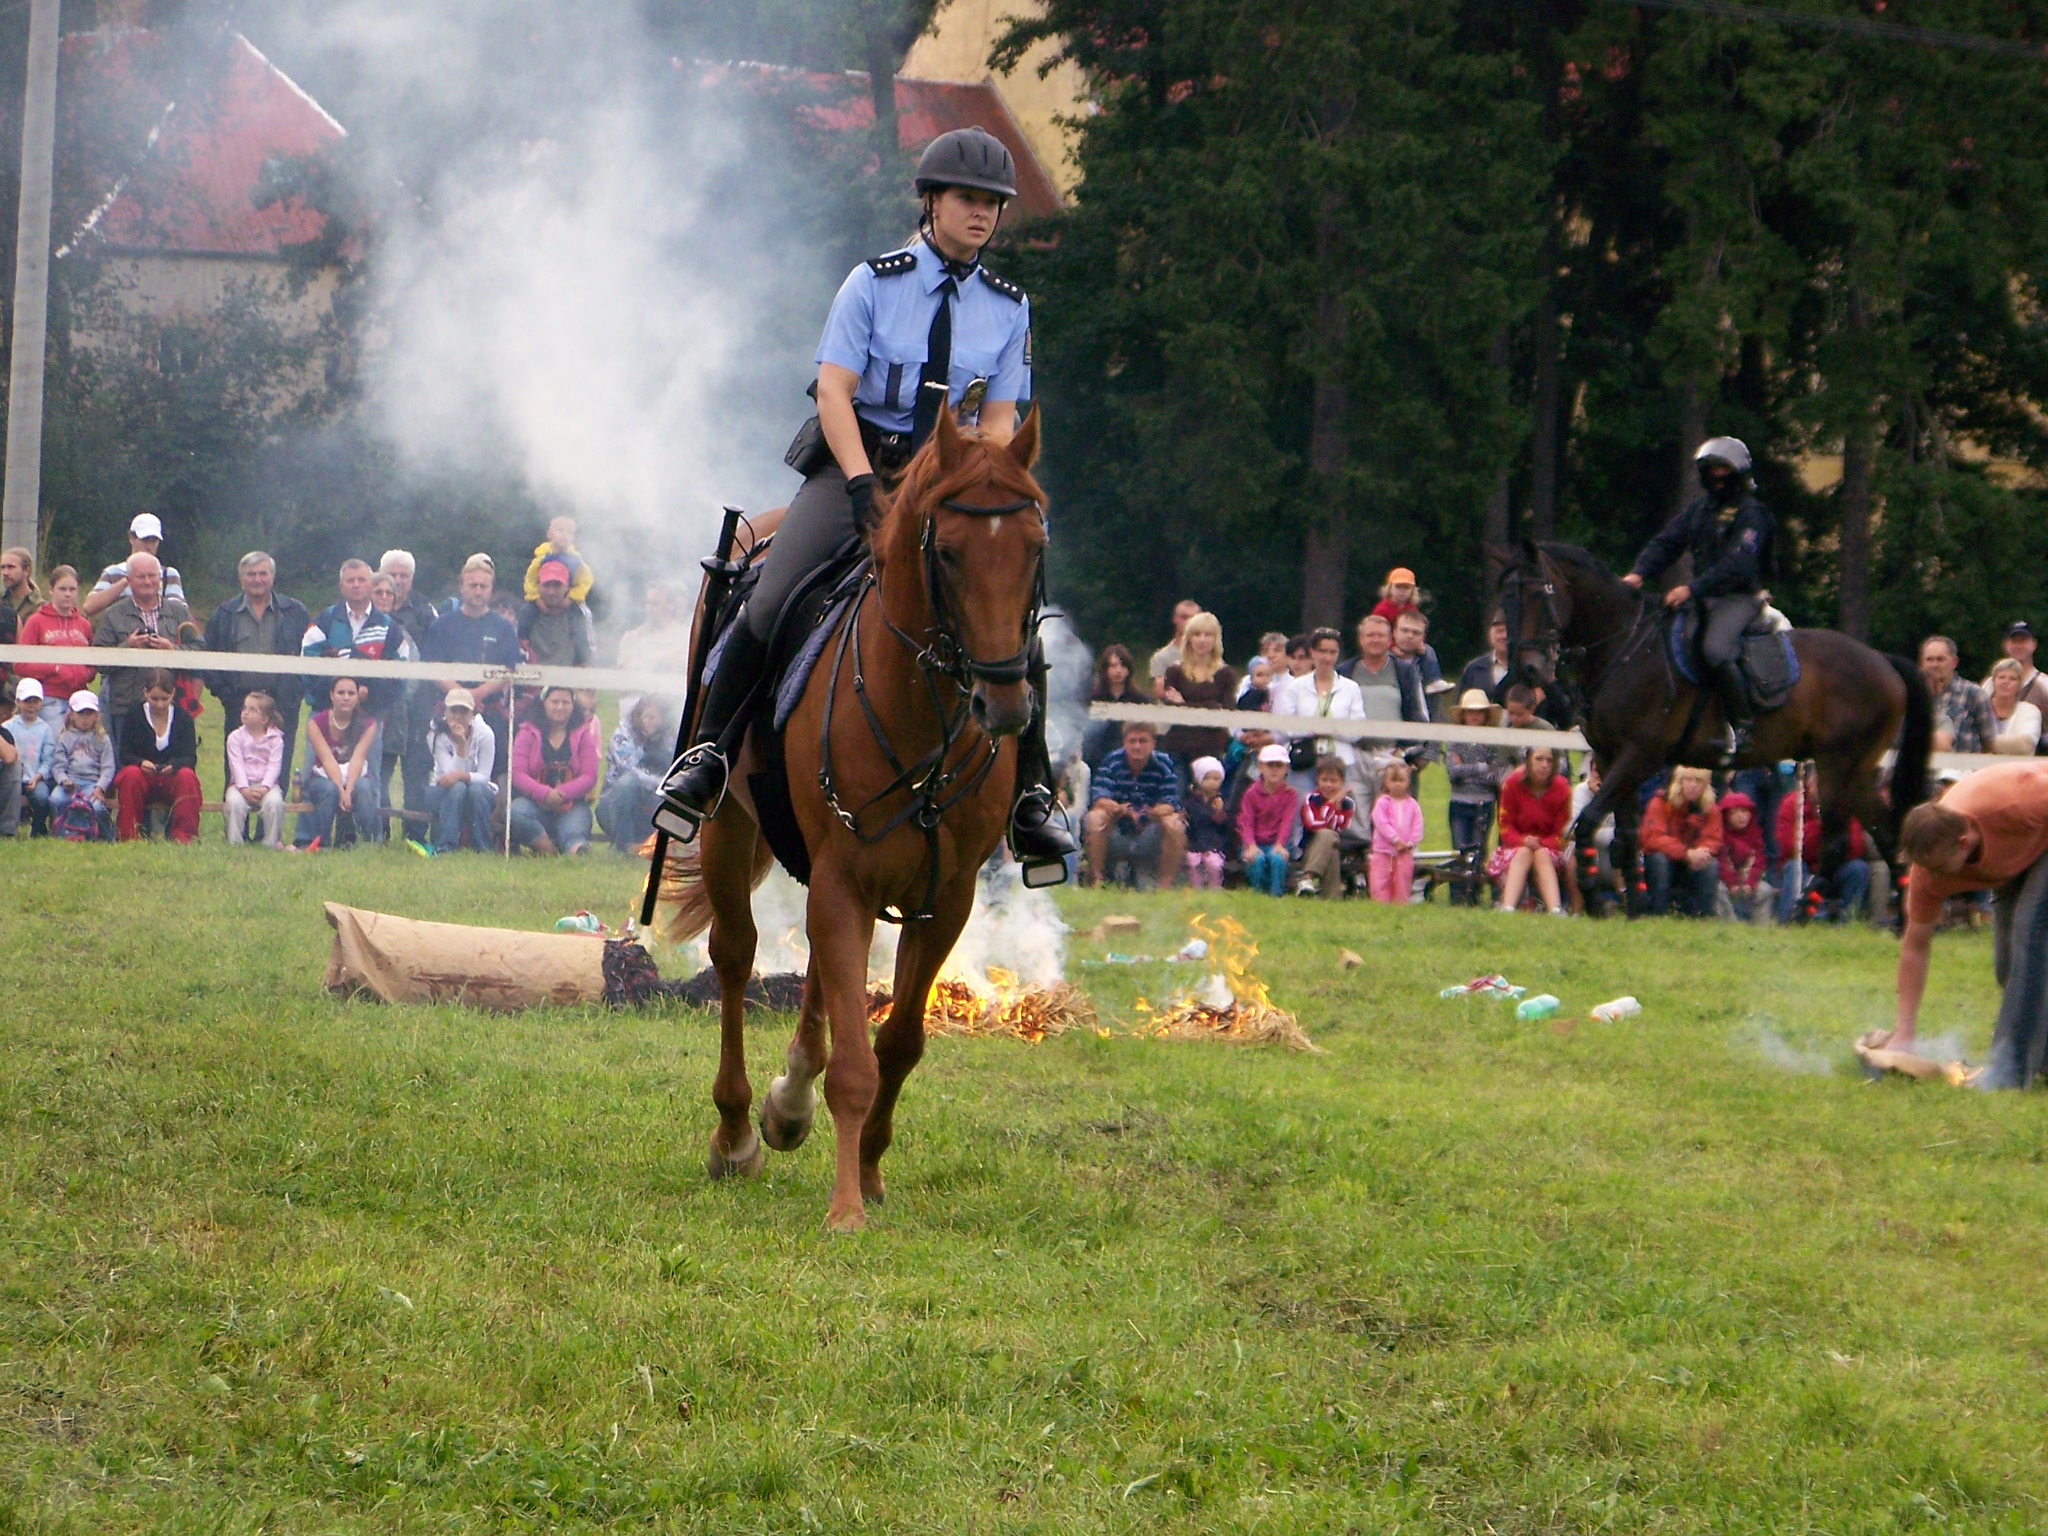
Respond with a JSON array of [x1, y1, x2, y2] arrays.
[[1019, 857, 1069, 890], [653, 743, 730, 843], [1008, 789, 1074, 887]]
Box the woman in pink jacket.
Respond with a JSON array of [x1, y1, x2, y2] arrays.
[[16, 566, 96, 727], [510, 686, 599, 855]]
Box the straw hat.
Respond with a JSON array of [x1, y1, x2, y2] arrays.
[[1455, 687, 1502, 726]]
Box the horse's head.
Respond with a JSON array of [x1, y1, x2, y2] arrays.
[[876, 407, 1048, 737], [1489, 538, 1570, 690]]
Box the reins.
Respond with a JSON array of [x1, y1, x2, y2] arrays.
[[814, 477, 1045, 923]]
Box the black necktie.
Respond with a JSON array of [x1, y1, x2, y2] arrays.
[[911, 275, 956, 451]]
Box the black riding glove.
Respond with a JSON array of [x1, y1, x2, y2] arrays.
[[846, 473, 880, 533]]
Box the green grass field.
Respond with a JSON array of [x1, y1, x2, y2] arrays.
[[0, 839, 2039, 1533]]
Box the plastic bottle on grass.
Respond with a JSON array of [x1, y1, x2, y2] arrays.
[[1515, 994, 1560, 1021], [1590, 996, 1641, 1022]]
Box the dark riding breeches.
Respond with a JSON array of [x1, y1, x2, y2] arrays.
[[1699, 593, 1764, 667], [746, 465, 860, 642]]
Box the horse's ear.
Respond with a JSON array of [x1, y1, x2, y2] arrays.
[[1519, 535, 1542, 563], [934, 407, 968, 476], [1005, 405, 1041, 471]]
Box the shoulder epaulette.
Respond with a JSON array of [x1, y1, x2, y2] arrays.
[[979, 269, 1025, 303], [866, 250, 918, 277]]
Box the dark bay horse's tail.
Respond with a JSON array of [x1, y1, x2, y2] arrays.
[[1886, 652, 1933, 845]]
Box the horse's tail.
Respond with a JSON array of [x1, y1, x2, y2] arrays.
[[1885, 652, 1933, 844], [642, 833, 773, 945]]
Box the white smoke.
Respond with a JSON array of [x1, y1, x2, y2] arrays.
[[1737, 1019, 1836, 1077], [675, 860, 1068, 994], [1038, 613, 1093, 766], [257, 1, 830, 582]]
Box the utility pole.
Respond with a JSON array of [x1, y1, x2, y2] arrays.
[[1, 0, 61, 558]]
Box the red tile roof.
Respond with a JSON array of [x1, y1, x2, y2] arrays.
[[703, 62, 1063, 222], [57, 28, 345, 260]]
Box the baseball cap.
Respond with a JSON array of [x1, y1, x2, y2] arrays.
[[1257, 742, 1291, 765], [68, 690, 100, 713], [2004, 620, 2034, 640], [442, 687, 476, 713], [1385, 566, 1416, 585], [13, 678, 42, 701], [537, 557, 571, 586], [129, 513, 163, 540]]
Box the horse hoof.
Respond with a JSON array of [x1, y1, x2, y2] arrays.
[[706, 1132, 764, 1181], [825, 1202, 866, 1234], [758, 1079, 814, 1152], [859, 1168, 886, 1205]]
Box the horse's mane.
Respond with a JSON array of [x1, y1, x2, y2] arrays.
[[1533, 541, 1620, 582]]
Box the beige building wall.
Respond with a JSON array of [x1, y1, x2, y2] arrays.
[[902, 0, 1091, 197], [68, 254, 342, 413]]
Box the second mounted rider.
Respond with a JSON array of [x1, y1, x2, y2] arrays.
[[655, 126, 1076, 879], [1623, 436, 1776, 760]]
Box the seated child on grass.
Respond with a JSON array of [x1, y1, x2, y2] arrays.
[[1295, 755, 1355, 899], [1183, 754, 1231, 888], [1236, 743, 1300, 896]]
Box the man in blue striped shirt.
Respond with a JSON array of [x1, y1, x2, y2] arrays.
[[1084, 721, 1186, 888]]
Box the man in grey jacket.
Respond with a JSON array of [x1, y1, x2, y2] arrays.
[[204, 551, 312, 788]]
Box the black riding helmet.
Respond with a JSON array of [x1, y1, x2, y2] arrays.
[[913, 126, 1017, 200]]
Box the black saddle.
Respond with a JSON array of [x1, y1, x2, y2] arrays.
[[696, 538, 872, 885], [1666, 604, 1800, 711]]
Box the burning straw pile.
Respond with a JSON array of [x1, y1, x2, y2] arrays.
[[1130, 915, 1319, 1052], [868, 967, 1096, 1043]]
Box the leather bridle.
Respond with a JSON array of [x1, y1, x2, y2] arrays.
[[1501, 563, 1566, 685], [884, 492, 1046, 688]]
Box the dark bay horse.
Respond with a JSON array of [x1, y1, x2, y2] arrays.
[[658, 408, 1047, 1232], [1495, 539, 1932, 902]]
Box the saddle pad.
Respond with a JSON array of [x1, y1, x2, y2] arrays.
[[774, 590, 859, 732], [1667, 608, 1700, 687]]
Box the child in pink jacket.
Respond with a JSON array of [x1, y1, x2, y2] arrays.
[[1369, 758, 1423, 903]]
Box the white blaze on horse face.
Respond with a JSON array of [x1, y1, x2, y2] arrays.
[[989, 516, 1003, 538]]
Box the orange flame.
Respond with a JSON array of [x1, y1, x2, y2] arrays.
[[1128, 915, 1319, 1051], [868, 972, 1095, 1043]]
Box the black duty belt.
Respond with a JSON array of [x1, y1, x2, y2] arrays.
[[859, 418, 914, 478]]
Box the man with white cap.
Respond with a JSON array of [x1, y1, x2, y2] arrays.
[[83, 513, 184, 619], [4, 678, 54, 835]]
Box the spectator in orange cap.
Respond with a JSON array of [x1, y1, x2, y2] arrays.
[[1372, 567, 1422, 625]]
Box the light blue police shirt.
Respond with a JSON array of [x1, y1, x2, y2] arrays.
[[814, 238, 1031, 436]]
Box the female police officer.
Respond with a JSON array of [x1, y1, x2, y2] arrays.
[[658, 126, 1076, 878]]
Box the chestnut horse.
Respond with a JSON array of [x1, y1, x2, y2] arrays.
[[1496, 538, 1931, 905], [658, 408, 1047, 1231]]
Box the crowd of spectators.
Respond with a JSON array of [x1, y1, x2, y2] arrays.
[[0, 514, 697, 854], [1, 528, 2033, 918], [1064, 567, 2036, 922]]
